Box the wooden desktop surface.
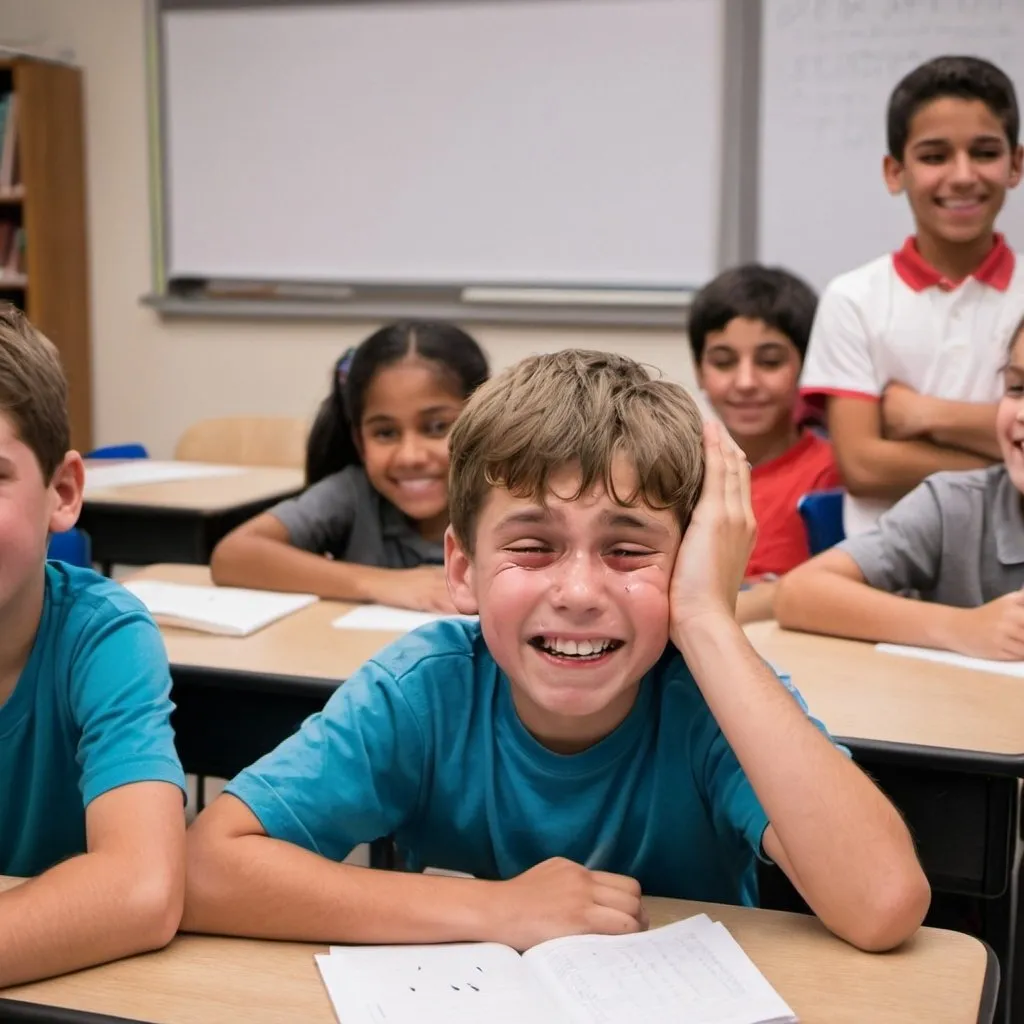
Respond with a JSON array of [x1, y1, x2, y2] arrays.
[[0, 877, 989, 1024], [134, 565, 1024, 758], [83, 463, 303, 513]]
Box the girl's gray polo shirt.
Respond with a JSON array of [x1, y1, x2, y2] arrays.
[[268, 466, 443, 568], [837, 464, 1024, 605]]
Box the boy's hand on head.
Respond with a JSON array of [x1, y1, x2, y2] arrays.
[[881, 381, 934, 441], [947, 591, 1024, 661], [669, 421, 756, 644], [377, 567, 458, 614], [490, 857, 647, 951]]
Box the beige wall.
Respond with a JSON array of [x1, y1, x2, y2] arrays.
[[0, 0, 698, 457]]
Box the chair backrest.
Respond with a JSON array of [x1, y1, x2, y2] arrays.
[[174, 417, 309, 469], [48, 527, 92, 568], [87, 443, 149, 460], [797, 488, 845, 556]]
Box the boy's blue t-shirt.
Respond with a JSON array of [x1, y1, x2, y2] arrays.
[[0, 562, 186, 877], [228, 620, 833, 905]]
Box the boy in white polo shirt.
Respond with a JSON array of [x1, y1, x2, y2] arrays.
[[801, 55, 1024, 535]]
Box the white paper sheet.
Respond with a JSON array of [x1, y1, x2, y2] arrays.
[[84, 460, 247, 494], [317, 942, 563, 1024], [124, 580, 317, 637], [318, 916, 795, 1024], [876, 643, 1024, 679], [332, 605, 477, 633], [526, 915, 796, 1024]]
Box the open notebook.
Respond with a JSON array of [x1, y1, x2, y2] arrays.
[[316, 914, 796, 1024], [123, 580, 317, 637]]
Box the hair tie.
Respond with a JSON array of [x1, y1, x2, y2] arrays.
[[335, 347, 356, 386]]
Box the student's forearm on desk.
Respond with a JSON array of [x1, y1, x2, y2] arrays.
[[678, 614, 929, 951], [775, 556, 957, 648], [185, 828, 497, 945], [210, 535, 393, 603], [735, 582, 777, 624], [0, 853, 182, 988]]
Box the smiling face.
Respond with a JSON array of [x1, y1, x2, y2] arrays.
[[357, 359, 466, 540], [697, 316, 801, 458], [884, 96, 1023, 252], [997, 330, 1024, 494], [445, 457, 681, 752]]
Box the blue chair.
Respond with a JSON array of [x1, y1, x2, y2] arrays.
[[797, 489, 845, 556], [48, 527, 92, 568], [87, 443, 149, 460]]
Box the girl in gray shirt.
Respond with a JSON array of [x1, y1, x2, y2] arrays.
[[211, 321, 488, 612]]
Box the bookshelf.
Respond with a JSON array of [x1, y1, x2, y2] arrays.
[[0, 57, 92, 451]]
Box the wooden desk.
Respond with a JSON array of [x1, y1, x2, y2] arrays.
[[79, 465, 303, 568], [0, 878, 997, 1024], [745, 622, 1024, 768], [133, 570, 1023, 1020]]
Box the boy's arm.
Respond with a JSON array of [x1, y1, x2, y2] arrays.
[[0, 604, 190, 988], [778, 550, 1024, 660], [672, 423, 930, 952], [185, 666, 645, 950], [829, 397, 991, 500], [735, 581, 777, 624], [0, 782, 184, 988], [881, 383, 1001, 461]]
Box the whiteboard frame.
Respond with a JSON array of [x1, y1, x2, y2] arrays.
[[142, 0, 759, 326]]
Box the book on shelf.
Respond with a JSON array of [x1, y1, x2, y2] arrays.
[[316, 913, 798, 1024], [0, 92, 19, 191]]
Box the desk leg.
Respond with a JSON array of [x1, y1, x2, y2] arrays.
[[370, 838, 397, 870]]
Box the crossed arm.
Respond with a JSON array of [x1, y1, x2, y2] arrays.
[[0, 782, 184, 988], [829, 396, 993, 501]]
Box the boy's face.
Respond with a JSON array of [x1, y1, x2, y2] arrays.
[[883, 97, 1023, 247], [0, 414, 82, 616], [696, 317, 801, 445], [997, 334, 1024, 494], [445, 457, 680, 752]]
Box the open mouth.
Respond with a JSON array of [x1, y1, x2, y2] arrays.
[[528, 636, 625, 661]]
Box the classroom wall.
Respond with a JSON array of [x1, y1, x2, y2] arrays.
[[0, 0, 698, 458]]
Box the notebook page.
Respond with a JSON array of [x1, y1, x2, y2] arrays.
[[83, 460, 247, 493], [332, 605, 477, 633], [524, 915, 796, 1024], [123, 580, 317, 636], [876, 643, 1024, 679], [317, 942, 565, 1024]]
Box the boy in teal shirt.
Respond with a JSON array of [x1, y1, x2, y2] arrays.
[[185, 350, 928, 952], [0, 305, 186, 987]]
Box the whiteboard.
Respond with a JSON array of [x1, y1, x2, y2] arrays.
[[162, 0, 725, 289], [759, 0, 1024, 291]]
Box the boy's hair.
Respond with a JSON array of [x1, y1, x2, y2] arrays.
[[448, 350, 704, 552], [305, 320, 489, 486], [887, 56, 1019, 162], [687, 264, 818, 364], [0, 302, 69, 480]]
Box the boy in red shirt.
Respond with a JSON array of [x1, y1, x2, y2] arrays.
[[689, 264, 840, 623]]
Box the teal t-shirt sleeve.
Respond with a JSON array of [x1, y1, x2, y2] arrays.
[[225, 658, 428, 862], [69, 603, 186, 807], [700, 667, 840, 861]]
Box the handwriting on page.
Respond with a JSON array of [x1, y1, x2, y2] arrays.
[[317, 943, 562, 1024], [527, 916, 794, 1024]]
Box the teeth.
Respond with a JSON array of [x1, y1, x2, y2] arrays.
[[540, 637, 615, 657]]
